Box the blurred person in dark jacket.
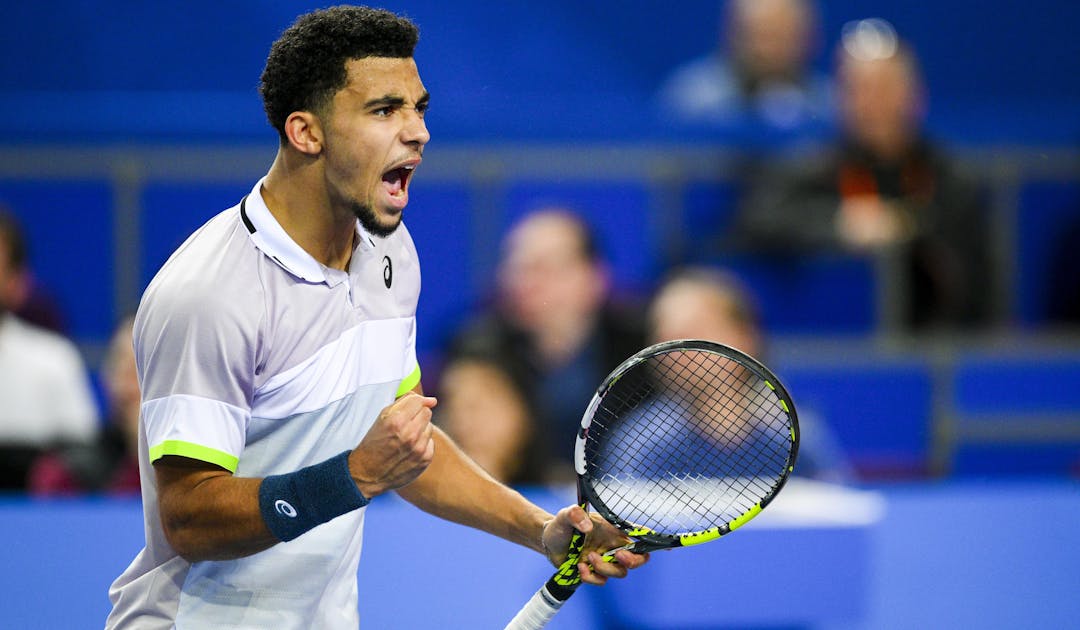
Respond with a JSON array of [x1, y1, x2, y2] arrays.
[[733, 20, 995, 330], [437, 208, 645, 484]]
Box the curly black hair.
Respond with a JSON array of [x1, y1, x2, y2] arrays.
[[259, 6, 419, 141]]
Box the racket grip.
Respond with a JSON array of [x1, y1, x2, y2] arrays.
[[503, 585, 564, 630]]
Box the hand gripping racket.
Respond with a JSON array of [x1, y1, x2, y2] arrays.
[[504, 339, 799, 629]]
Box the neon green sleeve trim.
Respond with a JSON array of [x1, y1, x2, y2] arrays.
[[149, 440, 240, 473], [396, 364, 422, 397]]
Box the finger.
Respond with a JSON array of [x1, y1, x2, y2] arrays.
[[612, 549, 649, 569], [577, 560, 608, 586], [397, 394, 438, 411], [567, 505, 592, 533], [586, 552, 628, 579]]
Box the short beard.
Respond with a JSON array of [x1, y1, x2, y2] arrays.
[[350, 200, 400, 238]]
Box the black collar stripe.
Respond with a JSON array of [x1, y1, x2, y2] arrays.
[[239, 195, 256, 234]]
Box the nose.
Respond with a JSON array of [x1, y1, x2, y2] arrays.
[[402, 109, 430, 147]]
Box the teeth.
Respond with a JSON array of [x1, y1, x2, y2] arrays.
[[403, 165, 415, 170]]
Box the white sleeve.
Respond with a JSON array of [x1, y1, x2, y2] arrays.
[[134, 269, 263, 473]]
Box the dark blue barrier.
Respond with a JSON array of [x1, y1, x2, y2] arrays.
[[953, 353, 1080, 415], [951, 352, 1080, 476], [780, 359, 934, 478], [1014, 180, 1080, 326], [716, 253, 878, 335]]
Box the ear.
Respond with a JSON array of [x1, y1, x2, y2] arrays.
[[283, 111, 324, 156]]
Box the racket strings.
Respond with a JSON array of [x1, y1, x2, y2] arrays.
[[585, 348, 794, 536]]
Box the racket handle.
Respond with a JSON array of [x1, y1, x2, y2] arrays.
[[503, 585, 565, 630]]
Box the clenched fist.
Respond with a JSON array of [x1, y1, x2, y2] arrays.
[[348, 393, 437, 498]]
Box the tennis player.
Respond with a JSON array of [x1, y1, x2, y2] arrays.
[[105, 7, 645, 628]]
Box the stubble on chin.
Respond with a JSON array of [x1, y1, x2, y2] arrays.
[[350, 200, 400, 238]]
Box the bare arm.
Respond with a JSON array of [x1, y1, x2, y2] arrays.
[[397, 387, 648, 583], [396, 426, 551, 552], [154, 458, 275, 561], [156, 393, 438, 562]]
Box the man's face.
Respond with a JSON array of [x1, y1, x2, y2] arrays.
[[840, 55, 920, 155], [732, 0, 809, 80], [321, 57, 430, 237], [498, 213, 606, 331], [649, 283, 760, 357]]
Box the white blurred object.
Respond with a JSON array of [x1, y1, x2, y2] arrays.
[[842, 18, 899, 61], [751, 477, 887, 527]]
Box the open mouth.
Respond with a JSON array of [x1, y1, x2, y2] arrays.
[[381, 163, 416, 202]]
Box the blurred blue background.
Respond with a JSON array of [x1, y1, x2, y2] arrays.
[[1, 1, 1078, 628]]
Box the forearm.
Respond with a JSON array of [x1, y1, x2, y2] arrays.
[[396, 427, 551, 554], [156, 450, 367, 561], [155, 458, 277, 562]]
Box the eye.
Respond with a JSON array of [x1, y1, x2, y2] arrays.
[[372, 106, 393, 118], [415, 102, 429, 117]]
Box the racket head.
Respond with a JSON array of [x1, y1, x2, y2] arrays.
[[575, 339, 799, 551]]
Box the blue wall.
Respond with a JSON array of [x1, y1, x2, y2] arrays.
[[1, 1, 1077, 478], [4, 0, 1079, 144]]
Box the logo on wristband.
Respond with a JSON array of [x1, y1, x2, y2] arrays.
[[275, 499, 298, 518]]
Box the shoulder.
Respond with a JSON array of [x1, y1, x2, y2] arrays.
[[658, 55, 741, 116], [662, 55, 734, 90], [140, 207, 267, 330], [134, 207, 269, 379]]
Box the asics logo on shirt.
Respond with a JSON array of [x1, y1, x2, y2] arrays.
[[382, 256, 393, 288]]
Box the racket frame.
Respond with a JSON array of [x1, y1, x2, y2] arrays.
[[503, 339, 800, 629], [576, 339, 800, 554]]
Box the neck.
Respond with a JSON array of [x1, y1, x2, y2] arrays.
[[262, 149, 357, 271]]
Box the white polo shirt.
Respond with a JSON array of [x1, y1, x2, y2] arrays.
[[107, 178, 422, 629]]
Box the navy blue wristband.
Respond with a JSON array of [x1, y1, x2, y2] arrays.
[[258, 450, 369, 542]]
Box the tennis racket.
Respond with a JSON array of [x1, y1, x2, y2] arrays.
[[504, 339, 799, 630]]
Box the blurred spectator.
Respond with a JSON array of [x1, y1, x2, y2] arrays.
[[437, 208, 645, 483], [733, 20, 995, 331], [647, 266, 855, 483], [29, 316, 141, 496], [655, 0, 833, 137], [0, 204, 67, 333], [435, 355, 542, 485], [13, 280, 68, 335], [0, 210, 98, 490]]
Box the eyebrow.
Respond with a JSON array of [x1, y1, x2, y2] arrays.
[[364, 91, 430, 110]]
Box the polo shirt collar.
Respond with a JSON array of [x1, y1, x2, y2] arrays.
[[240, 177, 370, 285]]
